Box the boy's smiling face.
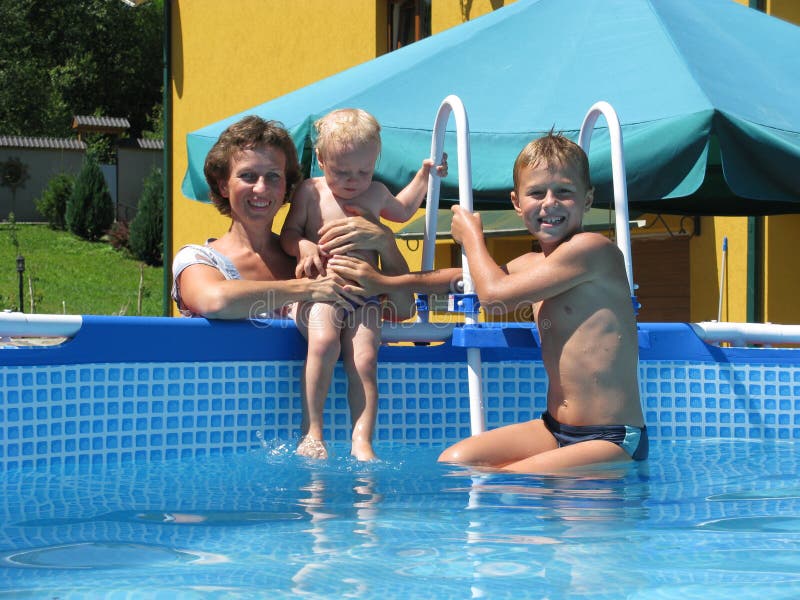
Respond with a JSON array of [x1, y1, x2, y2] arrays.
[[510, 160, 594, 254]]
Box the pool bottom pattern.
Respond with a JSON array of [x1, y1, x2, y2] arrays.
[[1, 359, 799, 470]]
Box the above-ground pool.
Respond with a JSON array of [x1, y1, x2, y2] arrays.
[[1, 315, 799, 597]]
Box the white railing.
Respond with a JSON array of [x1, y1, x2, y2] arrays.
[[1, 313, 799, 348], [690, 322, 800, 346], [578, 101, 635, 295], [421, 94, 486, 435], [0, 312, 82, 338]]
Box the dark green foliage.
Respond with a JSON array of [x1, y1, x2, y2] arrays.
[[66, 154, 114, 241], [129, 167, 163, 266], [0, 0, 163, 139], [35, 172, 75, 230]]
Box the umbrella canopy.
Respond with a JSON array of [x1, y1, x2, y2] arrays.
[[182, 0, 800, 215]]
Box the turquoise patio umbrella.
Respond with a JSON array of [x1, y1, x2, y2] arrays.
[[182, 0, 800, 215]]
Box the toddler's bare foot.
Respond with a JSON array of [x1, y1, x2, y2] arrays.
[[351, 439, 377, 461], [297, 436, 328, 460]]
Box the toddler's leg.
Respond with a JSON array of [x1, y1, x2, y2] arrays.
[[341, 303, 382, 461], [296, 301, 342, 459]]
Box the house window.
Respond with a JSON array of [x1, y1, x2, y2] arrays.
[[387, 0, 431, 50]]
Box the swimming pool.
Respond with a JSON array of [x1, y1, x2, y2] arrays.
[[1, 440, 799, 598], [1, 315, 800, 596]]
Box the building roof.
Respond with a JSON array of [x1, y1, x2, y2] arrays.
[[72, 115, 130, 133], [0, 135, 86, 150], [136, 138, 163, 150]]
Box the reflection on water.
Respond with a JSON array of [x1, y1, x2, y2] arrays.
[[292, 468, 383, 597], [16, 509, 305, 528], [455, 464, 652, 597]]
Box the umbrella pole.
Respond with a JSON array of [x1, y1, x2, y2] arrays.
[[717, 236, 728, 322]]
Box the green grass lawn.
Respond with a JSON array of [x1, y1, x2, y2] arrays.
[[0, 223, 165, 316]]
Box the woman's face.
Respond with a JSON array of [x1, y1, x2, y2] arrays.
[[219, 145, 288, 224]]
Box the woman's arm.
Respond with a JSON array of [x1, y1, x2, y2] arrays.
[[176, 263, 359, 319]]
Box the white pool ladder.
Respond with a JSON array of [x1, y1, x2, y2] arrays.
[[420, 94, 486, 436], [417, 99, 638, 437], [578, 101, 636, 298]]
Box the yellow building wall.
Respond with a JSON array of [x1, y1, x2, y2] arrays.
[[764, 215, 800, 323], [432, 0, 510, 30], [690, 217, 750, 322], [768, 0, 800, 22]]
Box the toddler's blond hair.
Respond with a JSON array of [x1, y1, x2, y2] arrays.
[[314, 108, 381, 159]]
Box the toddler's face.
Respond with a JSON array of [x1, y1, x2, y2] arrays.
[[511, 160, 593, 252], [318, 141, 379, 201]]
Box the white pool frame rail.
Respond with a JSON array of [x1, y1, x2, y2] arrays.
[[421, 94, 486, 436], [2, 313, 799, 347]]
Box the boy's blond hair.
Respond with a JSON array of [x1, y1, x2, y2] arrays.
[[513, 131, 592, 191], [314, 108, 381, 159]]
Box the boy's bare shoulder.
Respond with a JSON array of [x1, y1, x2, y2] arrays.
[[505, 249, 544, 273], [559, 231, 619, 262]]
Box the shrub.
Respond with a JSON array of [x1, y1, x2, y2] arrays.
[[36, 172, 74, 230], [107, 219, 130, 252], [129, 166, 163, 266], [66, 154, 114, 241]]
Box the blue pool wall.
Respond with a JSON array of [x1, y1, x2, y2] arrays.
[[1, 316, 799, 471]]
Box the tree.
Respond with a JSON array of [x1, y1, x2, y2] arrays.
[[129, 166, 163, 266], [66, 154, 114, 241], [35, 172, 75, 230], [0, 0, 163, 140]]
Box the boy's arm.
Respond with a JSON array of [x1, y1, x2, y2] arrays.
[[451, 206, 600, 313], [280, 184, 326, 278], [329, 255, 462, 297], [329, 256, 463, 322], [380, 154, 448, 223]]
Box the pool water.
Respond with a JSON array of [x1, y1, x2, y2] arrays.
[[1, 440, 800, 599]]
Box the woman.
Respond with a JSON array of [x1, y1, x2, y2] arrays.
[[172, 115, 413, 321]]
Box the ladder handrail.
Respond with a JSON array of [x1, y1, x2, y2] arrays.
[[422, 95, 475, 288], [578, 101, 635, 296], [422, 95, 485, 435]]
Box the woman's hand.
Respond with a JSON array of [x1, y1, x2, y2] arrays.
[[305, 271, 364, 310], [317, 205, 394, 256], [327, 254, 385, 298]]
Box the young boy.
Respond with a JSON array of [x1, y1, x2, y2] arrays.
[[435, 131, 647, 473], [280, 108, 445, 461]]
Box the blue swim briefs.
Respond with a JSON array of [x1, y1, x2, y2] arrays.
[[541, 411, 649, 461]]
